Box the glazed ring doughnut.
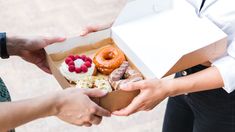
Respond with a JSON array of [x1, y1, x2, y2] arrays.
[[96, 67, 114, 75], [93, 45, 126, 75]]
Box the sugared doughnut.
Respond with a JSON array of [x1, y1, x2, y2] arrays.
[[76, 76, 112, 92], [93, 45, 126, 75], [108, 61, 143, 90]]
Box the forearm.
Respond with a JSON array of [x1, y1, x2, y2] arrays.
[[0, 93, 58, 131], [166, 66, 224, 97]]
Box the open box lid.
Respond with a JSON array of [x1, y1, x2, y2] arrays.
[[111, 0, 227, 79]]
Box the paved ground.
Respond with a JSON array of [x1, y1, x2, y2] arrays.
[[0, 0, 167, 131]]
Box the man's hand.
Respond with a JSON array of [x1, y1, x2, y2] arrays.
[[7, 36, 66, 74], [55, 88, 111, 127], [80, 23, 112, 36], [0, 87, 110, 131]]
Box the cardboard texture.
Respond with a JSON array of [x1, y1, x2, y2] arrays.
[[45, 0, 227, 112]]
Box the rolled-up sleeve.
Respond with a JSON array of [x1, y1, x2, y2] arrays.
[[212, 40, 235, 93], [202, 0, 235, 93]]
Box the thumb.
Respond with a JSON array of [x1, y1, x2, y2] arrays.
[[44, 37, 66, 45], [80, 23, 112, 36], [80, 25, 99, 36], [80, 29, 89, 36], [83, 88, 108, 98], [119, 82, 142, 91]]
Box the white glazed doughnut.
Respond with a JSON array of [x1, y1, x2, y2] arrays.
[[60, 55, 96, 83]]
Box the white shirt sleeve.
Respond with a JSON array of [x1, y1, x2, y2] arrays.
[[200, 0, 235, 93], [211, 26, 235, 93], [212, 37, 235, 93], [212, 52, 235, 93]]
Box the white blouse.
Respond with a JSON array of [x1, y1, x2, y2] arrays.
[[186, 0, 235, 93]]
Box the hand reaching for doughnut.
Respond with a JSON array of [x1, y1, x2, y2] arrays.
[[80, 23, 113, 36]]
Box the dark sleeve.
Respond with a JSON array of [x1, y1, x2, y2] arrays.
[[0, 78, 11, 102]]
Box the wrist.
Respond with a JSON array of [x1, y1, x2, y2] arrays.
[[165, 77, 192, 97], [40, 91, 61, 117], [159, 79, 178, 97], [7, 36, 27, 56], [50, 90, 68, 116]]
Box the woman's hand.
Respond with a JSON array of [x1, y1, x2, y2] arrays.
[[112, 79, 172, 116], [55, 88, 111, 127], [7, 36, 66, 74]]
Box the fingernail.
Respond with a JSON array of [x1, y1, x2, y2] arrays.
[[112, 111, 121, 116], [94, 88, 108, 95], [58, 37, 66, 41], [101, 89, 108, 94], [119, 84, 128, 89], [80, 30, 87, 36]]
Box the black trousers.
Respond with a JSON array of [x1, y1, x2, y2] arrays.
[[163, 65, 235, 132]]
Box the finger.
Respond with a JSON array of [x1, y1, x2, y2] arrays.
[[42, 65, 52, 74], [145, 108, 153, 111], [40, 61, 52, 74], [80, 26, 98, 36], [80, 29, 89, 36], [37, 59, 52, 74], [89, 115, 102, 125], [138, 106, 150, 112], [146, 102, 159, 111], [40, 66, 52, 74], [80, 31, 87, 36], [119, 81, 145, 91], [140, 101, 159, 112], [57, 115, 83, 127], [92, 104, 111, 117], [83, 122, 92, 127], [80, 23, 112, 36], [112, 95, 143, 116], [44, 37, 66, 45], [42, 59, 52, 74], [83, 88, 108, 98]]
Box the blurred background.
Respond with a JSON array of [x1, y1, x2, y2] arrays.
[[0, 0, 167, 131]]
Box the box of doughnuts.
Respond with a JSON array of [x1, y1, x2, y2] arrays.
[[45, 33, 142, 112], [45, 0, 227, 112]]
